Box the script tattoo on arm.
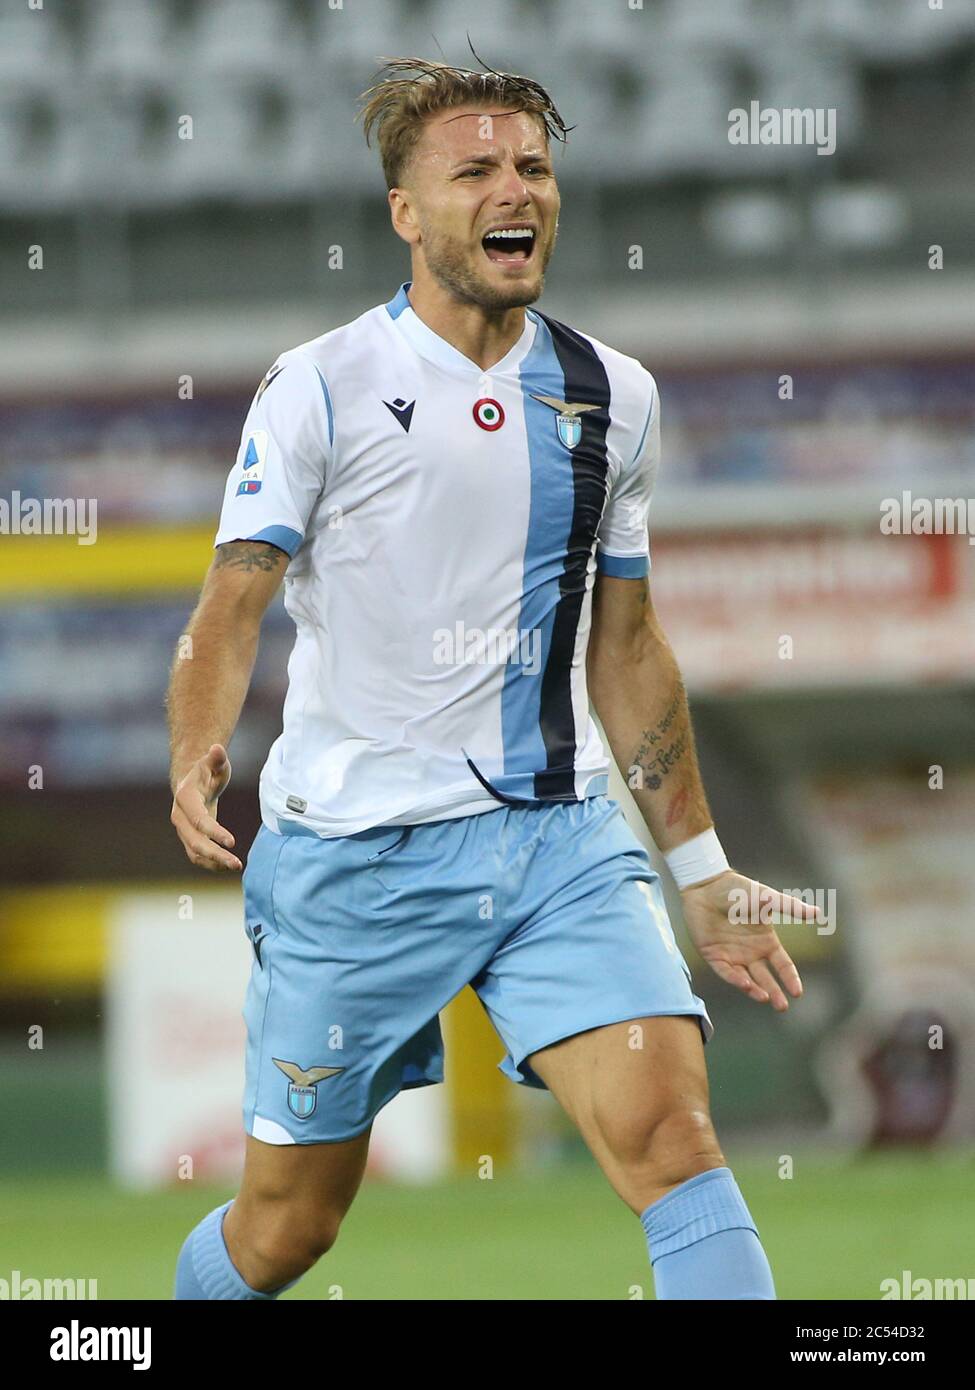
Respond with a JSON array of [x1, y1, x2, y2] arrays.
[[632, 686, 690, 791]]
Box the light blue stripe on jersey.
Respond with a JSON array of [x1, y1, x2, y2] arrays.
[[313, 365, 335, 446], [499, 314, 575, 785], [245, 524, 303, 556], [597, 551, 649, 578], [385, 284, 411, 320]]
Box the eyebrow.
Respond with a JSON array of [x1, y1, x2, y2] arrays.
[[451, 151, 552, 169]]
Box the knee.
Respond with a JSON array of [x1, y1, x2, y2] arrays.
[[226, 1199, 343, 1291], [645, 1106, 725, 1184], [253, 1209, 342, 1271], [595, 1102, 725, 1206]]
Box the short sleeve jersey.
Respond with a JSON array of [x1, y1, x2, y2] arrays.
[[215, 283, 659, 837]]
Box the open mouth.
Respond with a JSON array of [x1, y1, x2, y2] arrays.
[[481, 226, 536, 266]]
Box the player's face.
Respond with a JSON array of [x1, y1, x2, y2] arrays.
[[398, 105, 560, 310]]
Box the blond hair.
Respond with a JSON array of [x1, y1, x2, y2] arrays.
[[358, 56, 570, 189]]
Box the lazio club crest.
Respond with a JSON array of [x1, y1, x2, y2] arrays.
[[529, 394, 601, 450], [273, 1057, 345, 1119]]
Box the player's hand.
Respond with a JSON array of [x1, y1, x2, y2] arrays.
[[170, 743, 242, 872], [678, 869, 819, 1010]]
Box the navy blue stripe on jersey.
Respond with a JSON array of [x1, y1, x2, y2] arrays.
[[499, 314, 571, 794], [531, 313, 613, 800]]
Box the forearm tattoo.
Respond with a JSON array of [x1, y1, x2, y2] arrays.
[[632, 687, 689, 791]]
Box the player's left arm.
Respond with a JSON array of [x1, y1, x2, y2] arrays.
[[588, 574, 818, 1010], [589, 362, 820, 1010]]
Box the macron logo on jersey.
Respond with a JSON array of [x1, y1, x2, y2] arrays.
[[236, 430, 268, 496], [383, 397, 415, 433]]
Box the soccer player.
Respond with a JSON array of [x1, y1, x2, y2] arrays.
[[168, 58, 817, 1301]]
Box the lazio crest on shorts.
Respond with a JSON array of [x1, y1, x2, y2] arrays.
[[272, 1058, 345, 1119]]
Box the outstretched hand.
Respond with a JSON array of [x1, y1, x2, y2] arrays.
[[170, 743, 242, 872], [679, 870, 819, 1011]]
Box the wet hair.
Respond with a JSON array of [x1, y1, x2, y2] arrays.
[[358, 53, 571, 189]]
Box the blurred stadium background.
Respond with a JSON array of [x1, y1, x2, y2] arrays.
[[2, 0, 975, 1299]]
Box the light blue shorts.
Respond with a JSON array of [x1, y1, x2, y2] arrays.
[[240, 794, 713, 1144]]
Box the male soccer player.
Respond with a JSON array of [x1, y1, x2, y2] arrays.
[[168, 58, 816, 1301]]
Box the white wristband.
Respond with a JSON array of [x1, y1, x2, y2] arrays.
[[664, 829, 729, 889]]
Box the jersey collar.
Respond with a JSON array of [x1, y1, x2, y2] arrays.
[[385, 281, 538, 376]]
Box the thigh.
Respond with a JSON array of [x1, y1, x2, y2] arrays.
[[223, 1129, 372, 1282], [528, 1013, 710, 1131], [233, 1129, 372, 1216]]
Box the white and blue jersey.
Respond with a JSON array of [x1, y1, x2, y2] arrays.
[[215, 282, 660, 837], [217, 284, 713, 1147]]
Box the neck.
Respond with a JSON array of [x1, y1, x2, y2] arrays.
[[406, 268, 528, 371]]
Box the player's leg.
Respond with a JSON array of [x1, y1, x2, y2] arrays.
[[174, 822, 405, 1301], [527, 1015, 775, 1299], [527, 1014, 722, 1212], [175, 1129, 370, 1300], [475, 794, 775, 1299], [174, 815, 508, 1299], [225, 1130, 371, 1289]]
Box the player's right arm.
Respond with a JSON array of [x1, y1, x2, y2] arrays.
[[166, 540, 289, 872], [166, 347, 333, 871]]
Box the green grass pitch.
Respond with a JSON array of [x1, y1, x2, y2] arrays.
[[1, 1151, 971, 1300]]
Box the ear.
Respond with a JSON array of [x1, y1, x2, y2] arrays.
[[389, 187, 420, 247]]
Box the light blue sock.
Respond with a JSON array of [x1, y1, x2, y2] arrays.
[[174, 1200, 301, 1300], [639, 1166, 776, 1300]]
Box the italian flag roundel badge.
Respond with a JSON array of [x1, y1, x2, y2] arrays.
[[473, 398, 505, 431]]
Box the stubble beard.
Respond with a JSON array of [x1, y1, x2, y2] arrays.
[[419, 221, 555, 312]]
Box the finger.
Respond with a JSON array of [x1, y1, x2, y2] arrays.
[[768, 942, 803, 998], [755, 884, 822, 924], [194, 806, 236, 850], [708, 957, 770, 1004], [184, 832, 243, 872], [205, 743, 232, 789], [174, 797, 236, 851], [748, 959, 788, 1011], [172, 807, 242, 871], [206, 742, 229, 771], [781, 895, 821, 923]]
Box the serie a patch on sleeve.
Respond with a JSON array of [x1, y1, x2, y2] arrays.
[[236, 429, 268, 496]]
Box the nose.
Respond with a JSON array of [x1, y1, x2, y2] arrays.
[[493, 161, 532, 207]]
